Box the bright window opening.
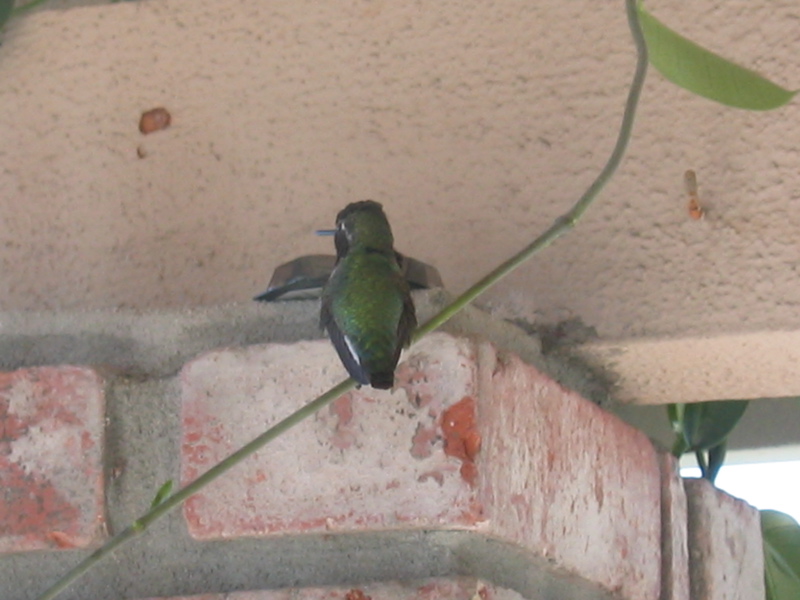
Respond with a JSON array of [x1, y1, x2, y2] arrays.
[[681, 459, 800, 523]]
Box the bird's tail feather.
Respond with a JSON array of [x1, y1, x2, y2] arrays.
[[369, 372, 394, 390]]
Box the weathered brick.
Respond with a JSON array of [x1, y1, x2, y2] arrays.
[[179, 334, 481, 539], [659, 454, 689, 600], [684, 478, 765, 600], [0, 367, 106, 552], [179, 332, 662, 600], [135, 578, 519, 600], [481, 348, 662, 600]]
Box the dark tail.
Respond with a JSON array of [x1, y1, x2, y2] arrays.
[[369, 372, 394, 390]]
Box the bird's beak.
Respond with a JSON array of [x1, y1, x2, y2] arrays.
[[315, 229, 336, 236]]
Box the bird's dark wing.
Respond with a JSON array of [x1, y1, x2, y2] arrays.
[[391, 252, 417, 351], [399, 300, 416, 349], [320, 291, 333, 331], [321, 299, 370, 386], [396, 280, 417, 351]]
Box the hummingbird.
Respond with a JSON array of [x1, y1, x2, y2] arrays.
[[319, 200, 416, 389]]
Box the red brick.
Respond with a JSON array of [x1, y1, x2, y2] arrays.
[[135, 578, 518, 600], [0, 367, 106, 553], [481, 348, 662, 600], [179, 333, 662, 599], [179, 335, 482, 539], [684, 478, 765, 600], [659, 454, 689, 600]]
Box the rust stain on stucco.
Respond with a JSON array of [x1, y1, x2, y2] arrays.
[[139, 107, 171, 134]]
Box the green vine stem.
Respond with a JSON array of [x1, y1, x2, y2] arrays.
[[35, 379, 357, 600], [34, 1, 647, 598], [414, 1, 647, 340]]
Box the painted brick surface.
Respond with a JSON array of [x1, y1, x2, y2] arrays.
[[0, 367, 106, 553], [180, 332, 662, 600], [480, 348, 662, 600], [180, 334, 482, 539], [0, 318, 776, 600], [684, 478, 765, 600], [136, 578, 520, 600], [659, 454, 689, 600]]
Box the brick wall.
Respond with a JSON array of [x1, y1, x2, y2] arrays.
[[0, 327, 764, 600]]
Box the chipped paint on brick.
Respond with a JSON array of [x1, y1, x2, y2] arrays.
[[441, 396, 481, 487]]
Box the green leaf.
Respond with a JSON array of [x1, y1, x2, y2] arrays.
[[762, 510, 800, 600], [681, 400, 749, 452], [667, 403, 690, 456], [704, 441, 727, 484], [0, 0, 14, 30], [671, 435, 689, 458], [637, 4, 797, 110], [150, 479, 173, 509], [667, 403, 684, 434]]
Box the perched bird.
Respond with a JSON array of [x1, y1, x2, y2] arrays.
[[319, 200, 416, 389]]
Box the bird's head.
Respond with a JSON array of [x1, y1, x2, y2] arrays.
[[319, 200, 395, 257]]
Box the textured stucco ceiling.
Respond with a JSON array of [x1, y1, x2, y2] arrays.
[[1, 0, 798, 410]]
